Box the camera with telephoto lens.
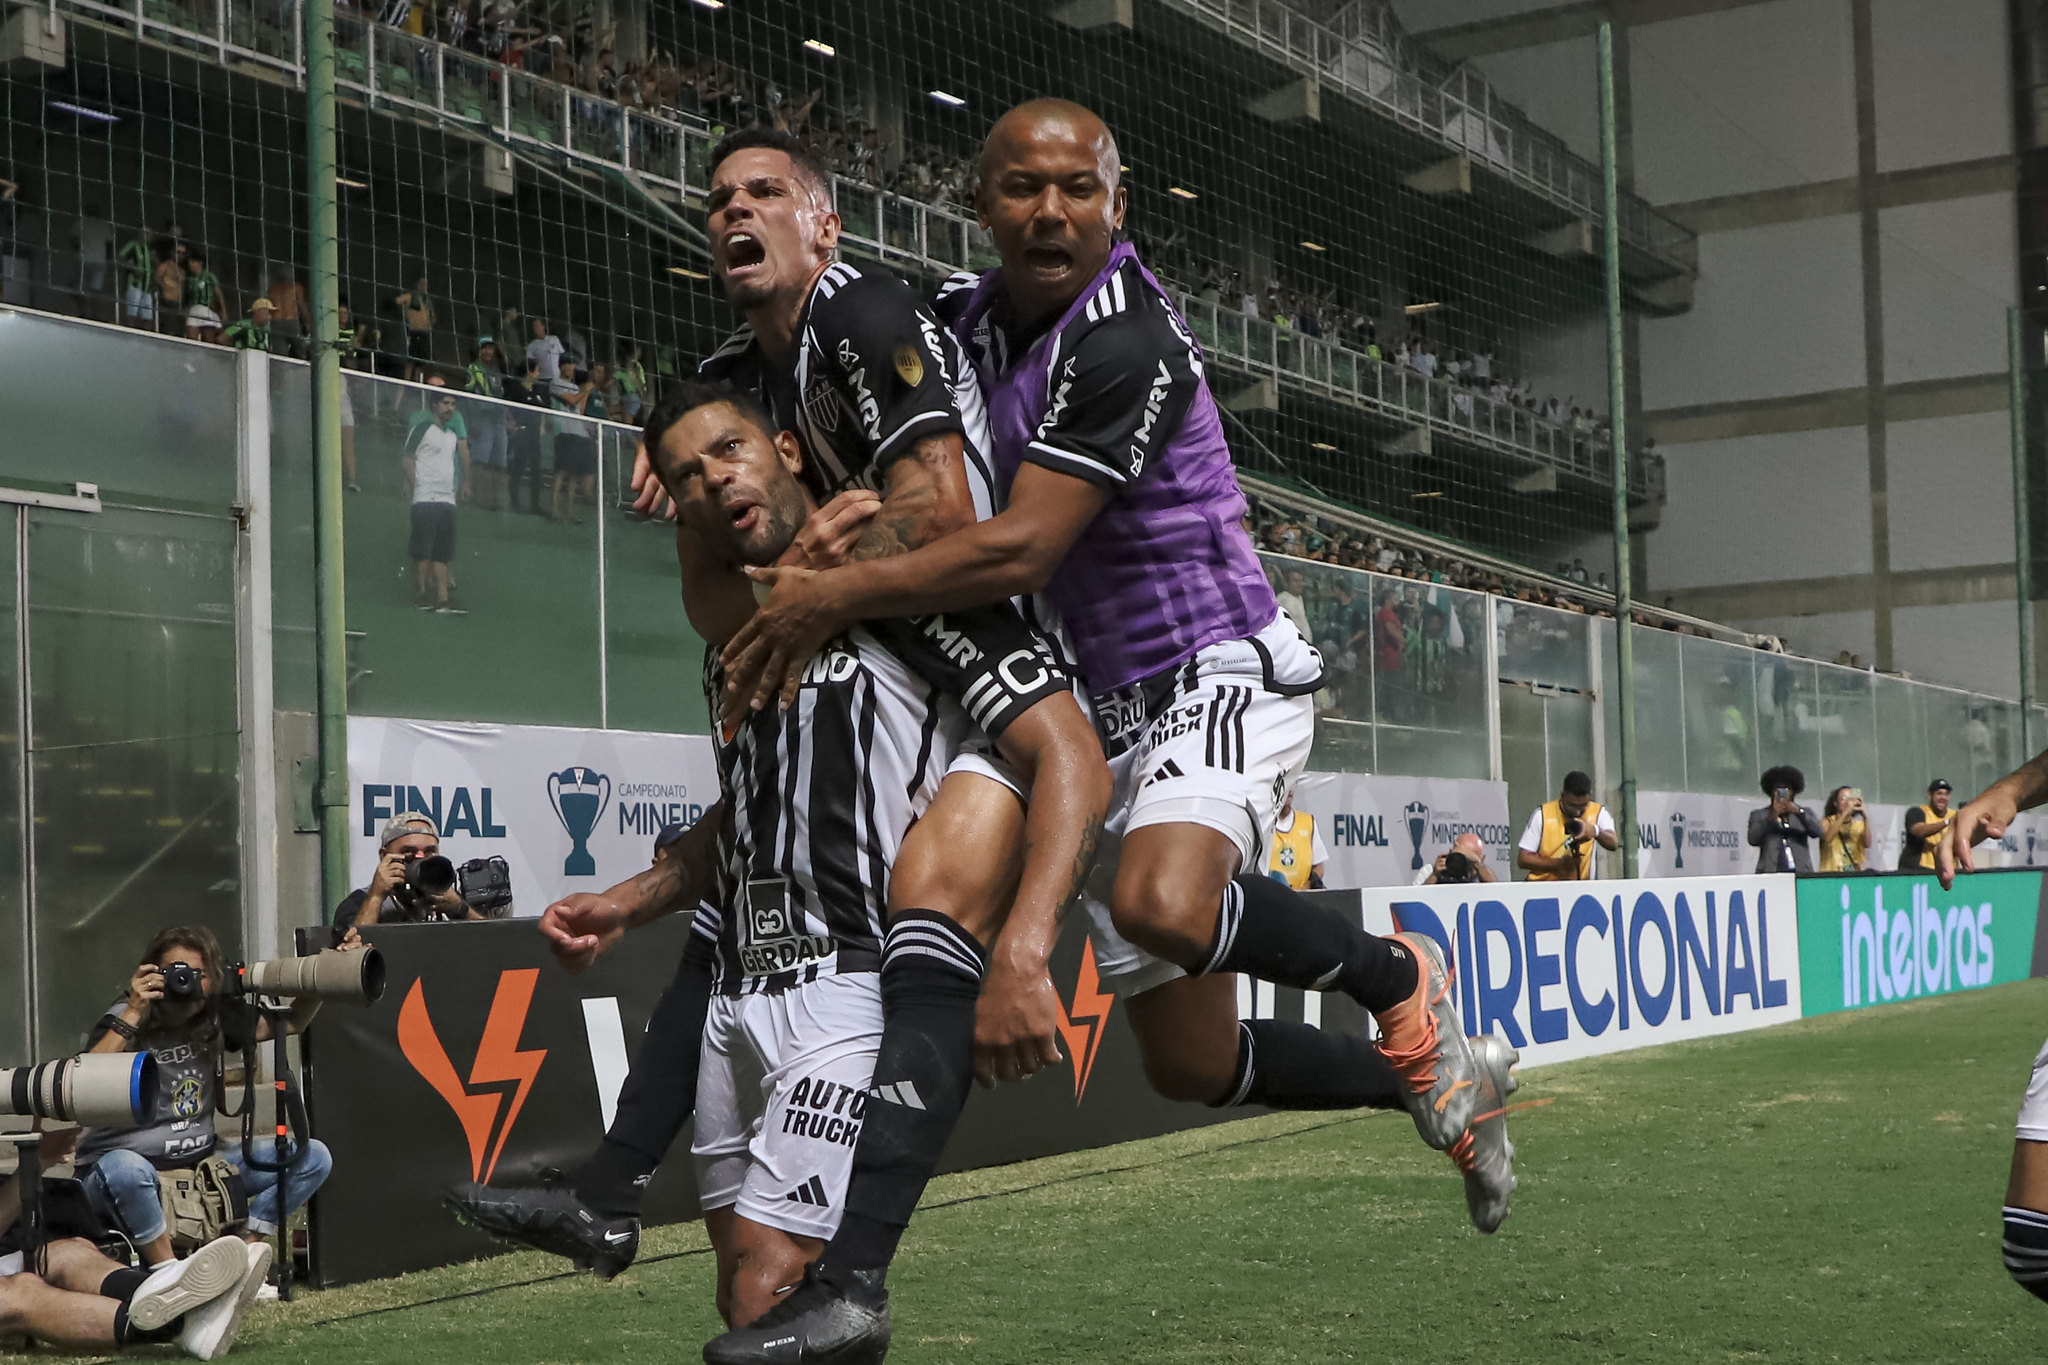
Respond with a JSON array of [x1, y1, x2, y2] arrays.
[[160, 961, 204, 1001], [226, 950, 386, 1006], [1563, 816, 1586, 849], [1, 1053, 157, 1127], [1438, 849, 1481, 884], [400, 853, 458, 905]]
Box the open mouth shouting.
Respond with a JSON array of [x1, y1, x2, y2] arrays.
[[721, 230, 768, 280]]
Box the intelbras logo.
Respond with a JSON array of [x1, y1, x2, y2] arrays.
[[1838, 881, 1997, 1008]]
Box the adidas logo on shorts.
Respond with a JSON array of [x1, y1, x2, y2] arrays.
[[784, 1175, 831, 1207]]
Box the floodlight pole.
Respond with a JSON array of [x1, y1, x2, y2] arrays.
[[1599, 21, 1640, 878], [308, 0, 350, 912], [2014, 307, 2037, 753]]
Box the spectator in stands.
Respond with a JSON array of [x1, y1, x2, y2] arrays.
[[266, 268, 311, 358], [1374, 587, 1405, 680], [505, 356, 550, 514], [1900, 779, 1955, 872], [465, 339, 509, 511], [1517, 771, 1616, 881], [1820, 786, 1871, 872], [181, 250, 227, 342], [222, 298, 274, 351], [1318, 574, 1368, 714], [117, 233, 161, 330], [615, 340, 649, 419], [333, 810, 482, 927], [395, 273, 435, 381], [405, 391, 469, 610], [548, 361, 598, 525], [526, 314, 564, 383], [1748, 765, 1822, 873], [1274, 568, 1312, 643]]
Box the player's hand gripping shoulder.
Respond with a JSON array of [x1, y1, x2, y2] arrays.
[[778, 489, 882, 570]]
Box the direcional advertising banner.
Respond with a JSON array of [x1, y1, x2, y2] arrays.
[[347, 717, 719, 917], [1358, 875, 1803, 1068], [1293, 773, 1513, 888], [1795, 871, 2048, 1017]]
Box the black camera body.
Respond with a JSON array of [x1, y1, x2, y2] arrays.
[[160, 961, 204, 1000], [457, 856, 513, 917], [1438, 850, 1481, 884]]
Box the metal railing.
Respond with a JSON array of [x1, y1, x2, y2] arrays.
[[1160, 0, 1697, 275], [43, 0, 1663, 497]]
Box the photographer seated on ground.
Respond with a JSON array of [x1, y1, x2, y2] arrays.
[[0, 1128, 261, 1358], [1419, 832, 1499, 885], [333, 811, 484, 929], [72, 925, 356, 1290]]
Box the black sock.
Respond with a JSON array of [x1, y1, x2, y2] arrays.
[[111, 1301, 176, 1347], [573, 935, 715, 1218], [1200, 875, 1418, 1012], [1210, 1020, 1408, 1110], [818, 909, 986, 1288], [98, 1266, 150, 1302]]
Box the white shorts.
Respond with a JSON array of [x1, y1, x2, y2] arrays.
[[339, 380, 356, 429], [692, 972, 884, 1241], [2020, 1034, 2048, 1143], [124, 285, 156, 323], [1083, 611, 1322, 996], [186, 305, 222, 330]]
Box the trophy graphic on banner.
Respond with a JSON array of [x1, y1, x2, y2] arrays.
[[547, 766, 612, 877], [1670, 812, 1687, 871], [1404, 801, 1429, 871]]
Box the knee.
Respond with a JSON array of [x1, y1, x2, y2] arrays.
[[728, 1245, 812, 1327], [96, 1149, 155, 1193], [299, 1139, 334, 1182], [1110, 863, 1219, 963]]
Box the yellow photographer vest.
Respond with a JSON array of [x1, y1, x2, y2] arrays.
[[1268, 812, 1318, 890], [1528, 799, 1602, 881]]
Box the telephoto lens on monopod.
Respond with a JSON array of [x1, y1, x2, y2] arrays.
[[238, 948, 387, 1005], [1, 1053, 157, 1127]]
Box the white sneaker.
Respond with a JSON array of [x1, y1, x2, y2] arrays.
[[177, 1240, 273, 1361], [128, 1237, 247, 1333]]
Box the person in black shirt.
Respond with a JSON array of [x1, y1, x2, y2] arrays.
[[1900, 779, 1954, 871], [503, 358, 553, 515], [331, 810, 479, 929]]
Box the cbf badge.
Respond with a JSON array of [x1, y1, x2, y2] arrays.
[[892, 344, 924, 387]]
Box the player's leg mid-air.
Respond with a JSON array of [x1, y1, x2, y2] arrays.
[[1939, 748, 2048, 1305], [707, 96, 1516, 1364]]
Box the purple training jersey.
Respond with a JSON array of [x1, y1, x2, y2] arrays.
[[936, 242, 1277, 693]]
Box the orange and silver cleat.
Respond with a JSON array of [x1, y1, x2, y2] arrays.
[[1449, 1035, 1519, 1233], [1372, 931, 1479, 1150]]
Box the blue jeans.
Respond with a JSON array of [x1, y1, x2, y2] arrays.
[[82, 1138, 334, 1245]]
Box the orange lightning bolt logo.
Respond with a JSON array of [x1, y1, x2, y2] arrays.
[[1055, 941, 1115, 1105], [397, 969, 549, 1184]]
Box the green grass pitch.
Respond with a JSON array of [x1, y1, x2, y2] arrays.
[[65, 979, 2048, 1362]]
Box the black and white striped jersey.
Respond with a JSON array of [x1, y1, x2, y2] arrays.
[[700, 634, 960, 996], [699, 260, 1001, 517], [698, 259, 1082, 737]]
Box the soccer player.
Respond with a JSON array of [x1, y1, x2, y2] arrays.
[[458, 126, 1111, 1286], [708, 99, 1512, 1362], [1938, 752, 2048, 1304]]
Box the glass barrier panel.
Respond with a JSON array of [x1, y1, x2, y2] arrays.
[[442, 49, 496, 125], [1611, 623, 1686, 793], [1873, 672, 1927, 805], [270, 360, 316, 713], [1362, 572, 1488, 779], [1680, 634, 1762, 797], [1756, 654, 1821, 795], [0, 311, 239, 504], [835, 183, 883, 246], [1498, 598, 1590, 692], [573, 94, 625, 163], [1813, 664, 1877, 796], [227, 0, 295, 62], [1919, 686, 1986, 797], [0, 511, 20, 1064], [342, 375, 602, 725], [630, 113, 684, 187], [601, 426, 713, 734], [883, 198, 923, 257], [27, 505, 242, 1050], [508, 69, 564, 147]]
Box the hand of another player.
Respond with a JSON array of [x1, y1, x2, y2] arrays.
[[780, 490, 881, 570], [973, 960, 1066, 1088], [629, 439, 676, 521], [719, 566, 841, 730], [1939, 789, 2016, 889], [539, 893, 632, 973]]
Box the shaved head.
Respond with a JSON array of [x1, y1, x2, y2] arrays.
[[979, 98, 1121, 191], [976, 99, 1129, 323]]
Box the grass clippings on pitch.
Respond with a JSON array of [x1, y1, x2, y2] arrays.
[[45, 979, 2048, 1363]]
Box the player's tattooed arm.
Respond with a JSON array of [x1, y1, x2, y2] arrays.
[[539, 799, 729, 972], [847, 432, 977, 562]]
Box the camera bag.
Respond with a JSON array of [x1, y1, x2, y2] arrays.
[[155, 1155, 248, 1253]]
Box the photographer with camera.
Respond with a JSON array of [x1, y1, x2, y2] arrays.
[[1516, 771, 1617, 881], [1820, 786, 1872, 872], [70, 925, 359, 1288], [1418, 832, 1499, 886], [332, 811, 484, 929], [1900, 779, 1955, 872], [1747, 765, 1824, 873], [0, 1127, 259, 1358]]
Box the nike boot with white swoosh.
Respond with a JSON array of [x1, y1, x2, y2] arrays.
[[444, 1175, 640, 1279]]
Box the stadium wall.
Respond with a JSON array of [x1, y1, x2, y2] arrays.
[[1402, 0, 2029, 698]]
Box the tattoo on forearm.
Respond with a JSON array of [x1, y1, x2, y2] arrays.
[[1061, 817, 1105, 914], [851, 437, 958, 560]]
